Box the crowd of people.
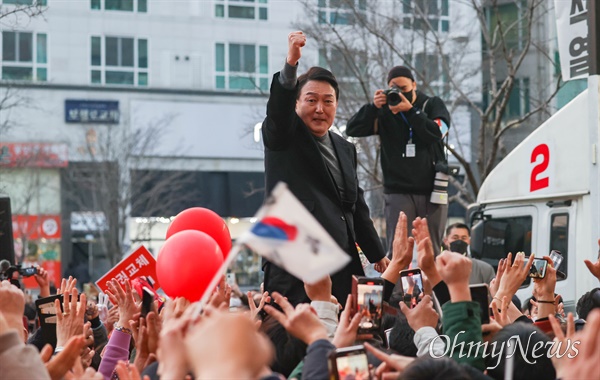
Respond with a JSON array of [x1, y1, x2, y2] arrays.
[[1, 214, 600, 379], [2, 31, 600, 379]]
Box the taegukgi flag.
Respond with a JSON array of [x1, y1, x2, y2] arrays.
[[237, 182, 350, 284]]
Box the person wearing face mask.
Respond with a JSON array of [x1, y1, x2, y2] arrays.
[[443, 223, 495, 285], [347, 66, 450, 258]]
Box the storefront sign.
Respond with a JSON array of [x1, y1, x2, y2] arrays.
[[65, 100, 120, 124], [0, 142, 68, 168], [12, 215, 62, 240]]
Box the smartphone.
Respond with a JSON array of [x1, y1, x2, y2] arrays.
[[226, 273, 236, 286], [399, 268, 423, 309], [141, 286, 154, 318], [20, 266, 38, 277], [328, 345, 371, 380], [351, 276, 384, 334], [529, 258, 548, 279], [469, 283, 491, 324], [549, 250, 563, 270]]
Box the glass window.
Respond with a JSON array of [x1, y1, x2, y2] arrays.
[[91, 0, 101, 9], [36, 67, 46, 81], [259, 45, 268, 74], [402, 0, 450, 33], [36, 33, 47, 63], [2, 66, 32, 80], [216, 0, 268, 20], [215, 4, 224, 17], [91, 35, 147, 86], [2, 32, 16, 61], [138, 0, 146, 12], [105, 0, 133, 11], [138, 39, 147, 68], [215, 42, 268, 91], [91, 70, 102, 83], [549, 214, 568, 279], [318, 0, 365, 25], [121, 38, 134, 67], [480, 216, 532, 267], [106, 70, 134, 84], [2, 31, 46, 81], [216, 43, 225, 72], [91, 36, 101, 66]]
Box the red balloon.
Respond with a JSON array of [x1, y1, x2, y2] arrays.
[[157, 230, 223, 302], [166, 208, 232, 258]]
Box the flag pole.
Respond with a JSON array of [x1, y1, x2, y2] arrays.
[[191, 243, 244, 315]]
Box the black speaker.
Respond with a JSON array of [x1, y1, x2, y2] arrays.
[[0, 196, 15, 264]]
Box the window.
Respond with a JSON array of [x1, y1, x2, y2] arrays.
[[486, 1, 527, 51], [501, 77, 530, 119], [549, 213, 568, 280], [317, 0, 367, 25], [215, 43, 268, 91], [479, 215, 532, 288], [90, 36, 148, 86], [215, 0, 268, 21], [402, 0, 450, 33], [2, 0, 47, 5], [318, 47, 367, 95], [91, 0, 146, 12], [1, 31, 47, 81], [414, 53, 450, 99]]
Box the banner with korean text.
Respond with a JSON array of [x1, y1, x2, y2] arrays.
[[95, 246, 160, 293]]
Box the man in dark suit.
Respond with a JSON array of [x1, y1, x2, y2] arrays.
[[261, 31, 388, 306]]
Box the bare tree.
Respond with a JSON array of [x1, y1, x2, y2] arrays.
[[294, 0, 563, 207], [61, 115, 196, 267]]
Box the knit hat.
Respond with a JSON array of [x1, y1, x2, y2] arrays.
[[387, 66, 414, 84]]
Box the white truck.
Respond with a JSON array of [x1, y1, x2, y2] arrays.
[[468, 75, 599, 312]]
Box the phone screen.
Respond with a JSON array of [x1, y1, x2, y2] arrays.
[[400, 269, 423, 308], [529, 258, 548, 279], [469, 284, 490, 324], [334, 349, 370, 380], [357, 281, 383, 332]]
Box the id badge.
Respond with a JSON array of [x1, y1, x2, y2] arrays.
[[406, 143, 416, 157]]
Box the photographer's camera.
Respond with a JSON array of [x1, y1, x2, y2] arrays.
[[383, 87, 402, 106]]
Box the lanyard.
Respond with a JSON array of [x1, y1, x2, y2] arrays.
[[399, 112, 413, 142]]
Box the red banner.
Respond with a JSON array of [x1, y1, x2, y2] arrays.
[[0, 142, 68, 168], [12, 215, 61, 240], [95, 246, 160, 293]]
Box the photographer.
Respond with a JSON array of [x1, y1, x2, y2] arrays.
[[347, 66, 450, 258]]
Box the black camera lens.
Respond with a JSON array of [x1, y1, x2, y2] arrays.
[[384, 88, 402, 106]]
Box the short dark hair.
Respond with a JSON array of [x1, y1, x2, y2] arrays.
[[297, 66, 340, 100], [486, 323, 556, 380], [576, 287, 600, 320], [399, 356, 469, 380], [445, 222, 470, 237]]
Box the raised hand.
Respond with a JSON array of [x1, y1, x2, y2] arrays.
[[286, 31, 306, 66], [0, 280, 26, 341], [332, 294, 363, 348], [495, 252, 534, 300], [57, 276, 77, 295], [413, 217, 441, 287], [106, 279, 140, 329], [435, 251, 472, 302], [264, 292, 328, 345], [247, 291, 270, 320], [304, 275, 332, 302], [34, 266, 51, 298], [399, 294, 438, 332], [55, 288, 87, 347], [382, 212, 413, 284]]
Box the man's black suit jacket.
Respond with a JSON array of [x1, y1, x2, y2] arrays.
[[261, 72, 385, 306]]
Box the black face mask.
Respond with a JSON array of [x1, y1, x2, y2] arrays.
[[402, 90, 414, 104], [449, 240, 469, 255]]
